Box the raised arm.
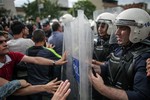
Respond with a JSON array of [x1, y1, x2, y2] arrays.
[[21, 52, 67, 66], [0, 78, 30, 99], [51, 80, 71, 100], [13, 78, 61, 95], [90, 72, 128, 100], [0, 77, 9, 86]]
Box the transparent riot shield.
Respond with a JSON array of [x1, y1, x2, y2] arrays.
[[62, 10, 93, 100]]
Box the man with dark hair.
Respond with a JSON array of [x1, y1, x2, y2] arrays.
[[48, 22, 63, 80], [26, 24, 34, 39], [10, 21, 25, 35], [0, 32, 67, 99], [48, 22, 63, 55], [26, 29, 61, 100], [8, 21, 34, 54], [7, 21, 35, 83], [36, 17, 42, 29], [42, 21, 52, 41]]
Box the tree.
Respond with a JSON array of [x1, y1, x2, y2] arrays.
[[23, 0, 62, 19], [68, 0, 96, 19]]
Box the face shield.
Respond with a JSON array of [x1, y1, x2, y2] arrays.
[[97, 19, 114, 37], [114, 19, 143, 28], [114, 19, 145, 43]]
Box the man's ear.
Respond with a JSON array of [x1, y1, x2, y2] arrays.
[[31, 37, 34, 41], [21, 28, 25, 34]]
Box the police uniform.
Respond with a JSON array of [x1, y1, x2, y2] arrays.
[[101, 40, 150, 100]]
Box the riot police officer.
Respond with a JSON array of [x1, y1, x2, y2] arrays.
[[93, 12, 117, 61], [91, 8, 150, 100]]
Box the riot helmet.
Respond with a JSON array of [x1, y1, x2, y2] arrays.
[[115, 8, 150, 43]]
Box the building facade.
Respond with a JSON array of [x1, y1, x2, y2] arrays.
[[50, 0, 69, 7], [90, 0, 104, 10], [0, 0, 17, 16]]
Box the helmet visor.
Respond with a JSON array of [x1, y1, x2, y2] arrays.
[[115, 19, 143, 28], [97, 19, 114, 36]]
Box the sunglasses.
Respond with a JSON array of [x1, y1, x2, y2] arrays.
[[0, 40, 7, 44]]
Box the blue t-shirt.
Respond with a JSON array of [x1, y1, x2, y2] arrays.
[[48, 31, 63, 55]]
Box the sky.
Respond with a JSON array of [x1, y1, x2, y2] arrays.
[[14, 0, 150, 8], [14, 0, 35, 7], [14, 0, 77, 7]]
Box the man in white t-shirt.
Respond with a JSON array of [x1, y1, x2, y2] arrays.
[[7, 21, 35, 97], [7, 21, 34, 54]]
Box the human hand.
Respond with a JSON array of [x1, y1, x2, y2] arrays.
[[19, 80, 31, 88], [36, 17, 40, 23], [44, 78, 61, 94], [91, 64, 101, 74], [46, 43, 55, 48], [51, 80, 71, 100], [146, 58, 150, 76], [92, 59, 98, 65], [92, 59, 104, 66], [89, 70, 104, 92], [55, 51, 68, 65]]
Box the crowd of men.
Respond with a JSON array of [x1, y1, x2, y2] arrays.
[[0, 8, 150, 100]]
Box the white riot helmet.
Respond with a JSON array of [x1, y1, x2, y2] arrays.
[[115, 8, 150, 43], [60, 14, 73, 23], [96, 12, 116, 35], [89, 20, 97, 34]]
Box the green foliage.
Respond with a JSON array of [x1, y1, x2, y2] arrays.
[[23, 1, 37, 18], [23, 0, 62, 19], [68, 0, 96, 19]]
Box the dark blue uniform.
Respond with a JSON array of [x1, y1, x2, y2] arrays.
[[101, 40, 150, 100], [26, 46, 60, 100]]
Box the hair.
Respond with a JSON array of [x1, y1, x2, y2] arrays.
[[2, 23, 9, 29], [27, 24, 33, 34], [32, 29, 45, 43], [0, 25, 4, 31], [11, 21, 25, 35], [42, 21, 49, 27], [52, 22, 60, 32], [0, 31, 4, 37]]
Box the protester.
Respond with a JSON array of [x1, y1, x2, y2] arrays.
[[0, 31, 67, 99], [0, 79, 71, 100], [48, 22, 63, 80], [0, 78, 30, 100], [26, 29, 61, 100], [51, 80, 71, 100], [48, 21, 63, 55], [42, 21, 52, 41]]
